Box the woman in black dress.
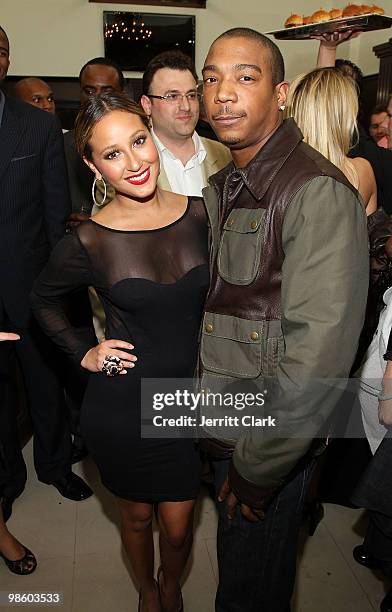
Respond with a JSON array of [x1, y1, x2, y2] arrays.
[[30, 93, 209, 611]]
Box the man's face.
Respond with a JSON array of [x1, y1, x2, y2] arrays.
[[0, 30, 10, 83], [369, 111, 388, 143], [141, 68, 199, 143], [80, 64, 122, 104], [379, 97, 392, 143], [202, 36, 287, 165], [16, 79, 55, 114]]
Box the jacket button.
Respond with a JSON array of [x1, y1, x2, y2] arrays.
[[205, 323, 213, 333], [250, 220, 257, 230], [227, 218, 234, 227], [250, 331, 259, 341]]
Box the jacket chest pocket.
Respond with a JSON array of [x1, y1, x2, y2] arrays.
[[217, 208, 265, 285], [201, 312, 263, 379]]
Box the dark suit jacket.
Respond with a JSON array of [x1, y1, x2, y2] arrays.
[[63, 128, 94, 214], [349, 126, 392, 215], [0, 95, 70, 326]]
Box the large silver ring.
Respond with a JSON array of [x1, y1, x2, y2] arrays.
[[101, 354, 123, 377]]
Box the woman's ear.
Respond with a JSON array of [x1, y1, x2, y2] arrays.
[[83, 157, 101, 180]]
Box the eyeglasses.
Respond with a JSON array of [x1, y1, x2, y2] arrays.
[[148, 92, 202, 104]]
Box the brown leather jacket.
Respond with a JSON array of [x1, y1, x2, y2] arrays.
[[200, 118, 369, 508]]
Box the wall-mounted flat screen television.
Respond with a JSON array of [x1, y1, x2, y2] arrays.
[[103, 12, 195, 72]]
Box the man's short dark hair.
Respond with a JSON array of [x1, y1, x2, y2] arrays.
[[335, 59, 363, 93], [212, 28, 285, 85], [370, 103, 387, 117], [142, 50, 198, 95], [0, 25, 9, 48], [79, 57, 124, 90]]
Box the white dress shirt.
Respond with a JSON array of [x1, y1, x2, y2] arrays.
[[151, 129, 207, 196]]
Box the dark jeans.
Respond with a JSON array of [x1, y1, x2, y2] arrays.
[[212, 458, 313, 612], [364, 511, 392, 578]]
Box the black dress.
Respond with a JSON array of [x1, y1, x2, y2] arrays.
[[30, 197, 209, 502]]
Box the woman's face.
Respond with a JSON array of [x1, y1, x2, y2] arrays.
[[86, 110, 160, 200]]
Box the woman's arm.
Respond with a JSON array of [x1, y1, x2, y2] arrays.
[[351, 157, 377, 215], [30, 231, 96, 365], [31, 231, 137, 374], [315, 31, 359, 68]]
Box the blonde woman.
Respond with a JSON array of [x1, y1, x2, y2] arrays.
[[286, 67, 377, 215]]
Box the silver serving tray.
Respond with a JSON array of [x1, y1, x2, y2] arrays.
[[266, 13, 392, 40]]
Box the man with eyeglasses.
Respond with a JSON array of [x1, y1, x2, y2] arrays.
[[141, 50, 231, 197]]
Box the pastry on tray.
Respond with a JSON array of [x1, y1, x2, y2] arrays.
[[310, 8, 332, 22], [330, 8, 344, 18], [283, 3, 385, 28], [284, 14, 304, 27], [342, 3, 363, 16]]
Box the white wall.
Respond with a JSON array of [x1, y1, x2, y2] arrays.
[[1, 0, 391, 81]]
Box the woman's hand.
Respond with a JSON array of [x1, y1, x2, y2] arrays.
[[81, 339, 137, 374], [312, 30, 359, 48], [0, 332, 20, 341]]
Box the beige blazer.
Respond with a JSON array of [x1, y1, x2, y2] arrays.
[[157, 136, 232, 192]]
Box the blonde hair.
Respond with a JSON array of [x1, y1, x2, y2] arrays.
[[286, 68, 359, 185]]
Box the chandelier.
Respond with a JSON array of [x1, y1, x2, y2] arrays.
[[105, 14, 152, 43]]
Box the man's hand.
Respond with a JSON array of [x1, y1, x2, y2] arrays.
[[0, 332, 20, 341], [218, 477, 265, 523]]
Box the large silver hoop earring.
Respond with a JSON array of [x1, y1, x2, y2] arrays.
[[92, 176, 107, 207]]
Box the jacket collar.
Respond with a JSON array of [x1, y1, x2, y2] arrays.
[[209, 118, 304, 202]]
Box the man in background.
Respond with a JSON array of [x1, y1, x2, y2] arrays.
[[14, 77, 55, 114], [141, 50, 231, 196], [0, 24, 92, 507], [369, 105, 388, 146], [64, 57, 124, 217]]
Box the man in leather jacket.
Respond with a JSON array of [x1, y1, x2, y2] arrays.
[[199, 27, 369, 611]]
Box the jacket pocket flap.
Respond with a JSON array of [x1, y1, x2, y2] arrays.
[[223, 208, 264, 233], [203, 312, 262, 344], [201, 312, 263, 378]]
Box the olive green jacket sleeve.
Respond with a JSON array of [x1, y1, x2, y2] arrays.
[[231, 176, 369, 507]]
